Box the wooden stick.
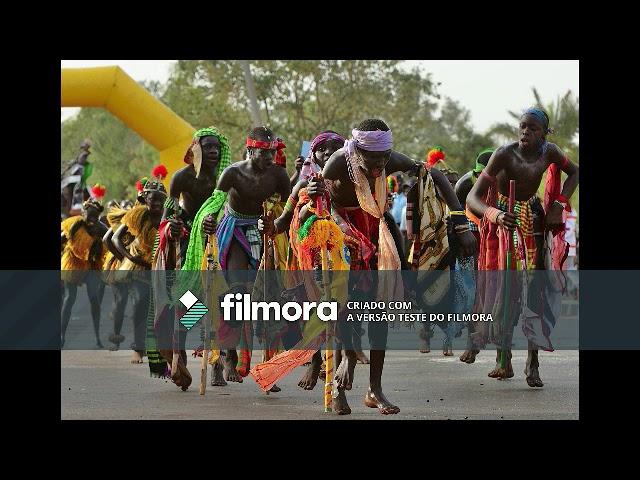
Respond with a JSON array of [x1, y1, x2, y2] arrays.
[[262, 202, 271, 395], [199, 233, 214, 395], [314, 194, 334, 412]]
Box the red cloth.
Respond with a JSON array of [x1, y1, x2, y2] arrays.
[[333, 206, 378, 270], [274, 139, 286, 167], [246, 138, 279, 149], [543, 157, 570, 270]]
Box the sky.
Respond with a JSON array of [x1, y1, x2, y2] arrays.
[[61, 60, 578, 134]]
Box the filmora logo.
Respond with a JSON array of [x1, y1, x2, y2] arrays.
[[178, 290, 209, 331]]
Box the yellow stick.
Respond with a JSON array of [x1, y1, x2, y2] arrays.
[[321, 244, 333, 412], [200, 233, 214, 395]]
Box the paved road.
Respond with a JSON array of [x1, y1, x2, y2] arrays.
[[61, 349, 578, 420]]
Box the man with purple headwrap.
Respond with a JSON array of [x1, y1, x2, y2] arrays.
[[259, 130, 349, 390], [260, 130, 345, 238], [321, 118, 476, 415]]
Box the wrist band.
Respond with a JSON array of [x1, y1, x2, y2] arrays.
[[451, 213, 468, 225], [485, 206, 502, 224], [449, 210, 466, 216]]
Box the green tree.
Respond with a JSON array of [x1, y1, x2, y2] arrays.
[[61, 80, 161, 202], [62, 61, 499, 203], [61, 108, 158, 202], [426, 97, 495, 173], [162, 60, 449, 175]]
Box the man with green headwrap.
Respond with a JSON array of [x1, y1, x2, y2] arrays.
[[163, 126, 231, 262], [150, 126, 231, 389]]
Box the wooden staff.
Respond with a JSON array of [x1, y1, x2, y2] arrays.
[[262, 202, 272, 395], [315, 194, 334, 413], [200, 233, 215, 395]]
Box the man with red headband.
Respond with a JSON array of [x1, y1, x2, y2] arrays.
[[321, 118, 477, 415], [196, 126, 290, 383], [466, 107, 579, 387]]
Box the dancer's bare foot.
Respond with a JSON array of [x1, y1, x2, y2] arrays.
[[364, 387, 400, 415], [223, 350, 243, 383], [108, 334, 124, 351], [356, 351, 370, 364], [298, 351, 321, 390], [170, 357, 192, 391], [210, 359, 227, 386], [459, 349, 479, 363], [335, 354, 356, 391], [525, 350, 543, 387], [488, 350, 514, 379], [443, 345, 454, 356], [131, 350, 143, 364], [419, 338, 430, 354], [333, 389, 351, 415], [525, 366, 544, 388]]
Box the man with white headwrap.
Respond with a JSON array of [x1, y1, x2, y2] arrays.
[[321, 118, 477, 415]]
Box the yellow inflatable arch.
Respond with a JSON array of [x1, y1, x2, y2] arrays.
[[61, 66, 194, 181]]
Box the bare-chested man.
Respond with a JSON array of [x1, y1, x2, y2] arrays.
[[197, 126, 291, 384], [467, 107, 578, 387], [321, 118, 476, 414]]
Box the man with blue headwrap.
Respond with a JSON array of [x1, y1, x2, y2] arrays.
[[467, 107, 579, 388]]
